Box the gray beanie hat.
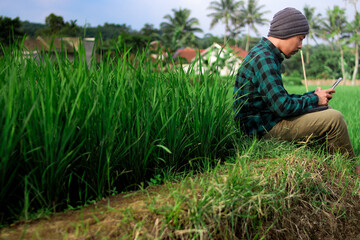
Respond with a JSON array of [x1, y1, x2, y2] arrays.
[[268, 7, 309, 39]]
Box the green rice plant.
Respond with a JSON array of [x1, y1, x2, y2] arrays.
[[329, 86, 360, 156], [0, 40, 239, 224]]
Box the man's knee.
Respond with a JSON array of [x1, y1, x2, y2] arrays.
[[326, 109, 344, 120], [324, 109, 346, 130]]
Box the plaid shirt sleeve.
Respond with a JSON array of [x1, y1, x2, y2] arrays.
[[233, 38, 319, 137], [255, 54, 318, 117]]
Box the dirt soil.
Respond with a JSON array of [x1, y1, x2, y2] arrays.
[[0, 185, 171, 240]]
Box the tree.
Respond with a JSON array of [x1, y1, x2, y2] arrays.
[[198, 33, 223, 49], [0, 16, 22, 46], [229, 11, 245, 47], [60, 20, 80, 37], [45, 13, 65, 34], [303, 5, 322, 64], [160, 8, 203, 52], [239, 0, 269, 52], [91, 23, 132, 40], [20, 20, 45, 38], [207, 0, 243, 45], [140, 23, 160, 37], [283, 44, 351, 79], [321, 6, 348, 81], [346, 0, 359, 85], [348, 14, 360, 84], [37, 13, 81, 37], [114, 33, 151, 53]]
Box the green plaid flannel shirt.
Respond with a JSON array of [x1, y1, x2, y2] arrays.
[[233, 37, 319, 137]]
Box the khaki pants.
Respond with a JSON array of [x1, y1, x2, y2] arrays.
[[263, 109, 355, 158]]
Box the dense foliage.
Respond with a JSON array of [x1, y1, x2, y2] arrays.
[[0, 44, 238, 225], [0, 16, 22, 46], [282, 44, 356, 80]]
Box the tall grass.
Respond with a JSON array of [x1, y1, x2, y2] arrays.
[[0, 42, 238, 224], [329, 86, 360, 155]]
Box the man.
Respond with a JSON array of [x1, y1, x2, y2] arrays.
[[233, 7, 360, 173]]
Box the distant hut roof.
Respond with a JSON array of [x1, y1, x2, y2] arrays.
[[173, 47, 205, 63], [23, 36, 80, 53]]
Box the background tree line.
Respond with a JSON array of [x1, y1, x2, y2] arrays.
[[0, 0, 359, 82]]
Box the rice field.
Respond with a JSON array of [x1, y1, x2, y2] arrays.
[[0, 43, 238, 224], [1, 42, 360, 238]]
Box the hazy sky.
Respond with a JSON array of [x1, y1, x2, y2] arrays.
[[0, 0, 355, 38]]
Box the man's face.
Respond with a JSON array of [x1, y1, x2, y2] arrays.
[[281, 35, 306, 58]]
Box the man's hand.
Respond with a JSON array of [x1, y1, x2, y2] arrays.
[[314, 87, 335, 106]]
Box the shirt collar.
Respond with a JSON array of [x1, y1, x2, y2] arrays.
[[261, 37, 284, 63]]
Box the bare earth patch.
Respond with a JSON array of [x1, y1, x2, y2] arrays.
[[0, 185, 172, 239]]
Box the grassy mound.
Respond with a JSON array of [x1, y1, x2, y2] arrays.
[[1, 140, 359, 239]]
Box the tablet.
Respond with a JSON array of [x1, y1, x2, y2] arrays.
[[305, 106, 328, 113]]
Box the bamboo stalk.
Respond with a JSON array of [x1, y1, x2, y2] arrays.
[[300, 49, 308, 92]]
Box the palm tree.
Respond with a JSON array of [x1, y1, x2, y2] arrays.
[[230, 12, 245, 47], [160, 8, 203, 52], [321, 6, 348, 81], [239, 0, 269, 52], [207, 0, 243, 45], [346, 0, 360, 85], [303, 5, 322, 64]]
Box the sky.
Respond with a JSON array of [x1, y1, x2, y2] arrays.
[[0, 0, 356, 38]]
